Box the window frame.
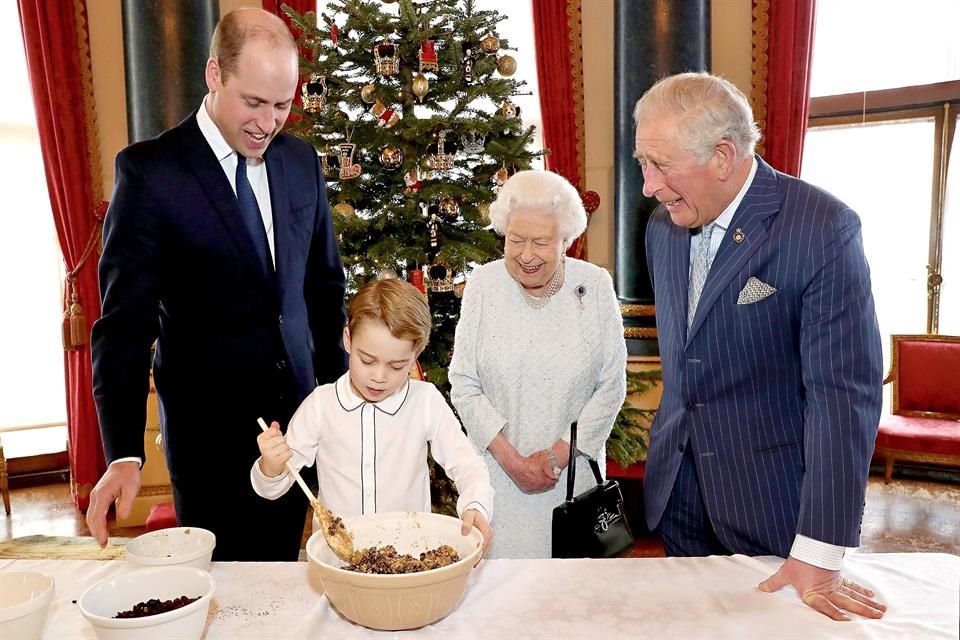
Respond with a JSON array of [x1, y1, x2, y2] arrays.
[[808, 80, 960, 333]]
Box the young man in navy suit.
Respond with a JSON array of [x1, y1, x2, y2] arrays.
[[635, 72, 886, 620], [87, 8, 347, 561]]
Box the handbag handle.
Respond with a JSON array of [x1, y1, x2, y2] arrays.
[[564, 422, 605, 502]]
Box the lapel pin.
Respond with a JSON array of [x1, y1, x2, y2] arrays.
[[733, 228, 746, 244]]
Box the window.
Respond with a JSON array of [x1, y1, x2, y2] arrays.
[[801, 1, 960, 384], [0, 4, 68, 449]]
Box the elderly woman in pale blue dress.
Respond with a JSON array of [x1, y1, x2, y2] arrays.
[[449, 170, 627, 558]]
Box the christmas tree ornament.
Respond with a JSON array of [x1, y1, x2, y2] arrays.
[[477, 203, 491, 224], [301, 73, 328, 112], [373, 42, 400, 76], [426, 212, 441, 253], [379, 146, 403, 170], [378, 267, 399, 280], [459, 131, 486, 155], [409, 268, 425, 294], [428, 262, 454, 293], [438, 197, 460, 221], [419, 40, 439, 73], [461, 41, 479, 83], [498, 98, 522, 134], [427, 130, 457, 170], [412, 73, 430, 102], [360, 84, 377, 104], [404, 170, 423, 194], [319, 148, 340, 178], [332, 202, 355, 217], [369, 99, 401, 128], [454, 281, 466, 298], [493, 165, 511, 186], [329, 21, 339, 47], [337, 142, 362, 180], [580, 190, 601, 213], [496, 55, 517, 77], [480, 33, 500, 54]]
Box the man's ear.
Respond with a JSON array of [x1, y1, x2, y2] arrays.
[[714, 139, 738, 180], [204, 57, 221, 93]]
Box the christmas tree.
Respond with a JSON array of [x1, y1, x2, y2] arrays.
[[284, 0, 541, 391]]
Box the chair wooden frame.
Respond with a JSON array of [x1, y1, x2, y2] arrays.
[[876, 334, 960, 481]]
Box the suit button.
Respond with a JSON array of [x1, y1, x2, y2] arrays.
[[278, 314, 284, 325], [686, 401, 696, 411], [276, 360, 288, 372], [678, 443, 685, 452]]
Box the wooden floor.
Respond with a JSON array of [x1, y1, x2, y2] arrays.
[[3, 466, 958, 557]]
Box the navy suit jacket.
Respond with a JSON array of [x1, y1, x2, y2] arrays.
[[92, 113, 347, 482], [643, 157, 882, 556]]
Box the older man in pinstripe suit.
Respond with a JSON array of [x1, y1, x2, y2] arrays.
[[635, 73, 886, 620]]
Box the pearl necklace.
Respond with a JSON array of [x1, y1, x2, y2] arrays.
[[517, 262, 564, 310]]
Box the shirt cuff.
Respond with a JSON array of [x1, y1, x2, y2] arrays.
[[790, 534, 845, 571], [459, 501, 489, 524], [110, 456, 142, 469], [251, 456, 289, 483]]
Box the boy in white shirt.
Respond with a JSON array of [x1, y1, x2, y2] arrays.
[[252, 278, 494, 553]]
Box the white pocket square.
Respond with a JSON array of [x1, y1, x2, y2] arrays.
[[737, 277, 777, 304]]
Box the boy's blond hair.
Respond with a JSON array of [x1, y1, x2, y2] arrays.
[[348, 279, 432, 355]]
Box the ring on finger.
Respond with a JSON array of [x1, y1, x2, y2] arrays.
[[841, 577, 853, 588]]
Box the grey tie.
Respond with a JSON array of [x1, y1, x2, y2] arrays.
[[236, 154, 272, 276], [688, 222, 717, 330]]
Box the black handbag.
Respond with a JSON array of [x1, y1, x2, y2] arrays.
[[551, 422, 635, 558]]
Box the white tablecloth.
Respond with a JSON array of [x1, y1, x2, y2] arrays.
[[2, 553, 957, 639]]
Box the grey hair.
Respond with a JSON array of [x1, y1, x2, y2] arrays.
[[633, 72, 760, 164], [487, 170, 587, 249]]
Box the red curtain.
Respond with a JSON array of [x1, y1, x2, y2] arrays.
[[18, 0, 106, 510], [751, 0, 817, 176], [263, 0, 317, 119], [532, 0, 590, 260]]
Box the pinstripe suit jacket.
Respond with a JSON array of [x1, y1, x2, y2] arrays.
[[643, 157, 883, 556]]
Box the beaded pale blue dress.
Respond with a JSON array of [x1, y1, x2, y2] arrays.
[[450, 258, 627, 558]]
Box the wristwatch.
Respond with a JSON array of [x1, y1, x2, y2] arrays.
[[545, 448, 562, 478]]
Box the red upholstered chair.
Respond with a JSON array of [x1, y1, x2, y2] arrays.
[[874, 334, 960, 481]]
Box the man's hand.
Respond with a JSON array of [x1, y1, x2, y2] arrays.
[[758, 556, 887, 621], [86, 461, 142, 548], [461, 508, 494, 560], [256, 420, 291, 478]]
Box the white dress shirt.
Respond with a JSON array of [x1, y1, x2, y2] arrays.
[[251, 374, 494, 525], [196, 97, 276, 265]]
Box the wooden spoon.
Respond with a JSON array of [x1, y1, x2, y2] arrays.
[[257, 418, 355, 563]]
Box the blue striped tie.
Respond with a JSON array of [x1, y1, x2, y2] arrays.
[[688, 222, 717, 330], [235, 154, 271, 276]]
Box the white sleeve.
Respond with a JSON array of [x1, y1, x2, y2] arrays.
[[449, 274, 508, 452], [426, 387, 495, 522], [573, 269, 627, 460], [248, 390, 324, 500]]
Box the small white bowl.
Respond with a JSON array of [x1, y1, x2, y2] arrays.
[[307, 511, 484, 631], [0, 572, 55, 640], [78, 566, 215, 640], [125, 527, 216, 570]]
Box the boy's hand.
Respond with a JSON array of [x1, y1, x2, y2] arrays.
[[257, 421, 291, 478], [461, 508, 493, 560]]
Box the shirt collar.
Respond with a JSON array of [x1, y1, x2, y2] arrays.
[[196, 96, 235, 163], [713, 155, 758, 232], [335, 372, 410, 416]]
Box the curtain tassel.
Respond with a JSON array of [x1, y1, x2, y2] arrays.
[[62, 279, 88, 351]]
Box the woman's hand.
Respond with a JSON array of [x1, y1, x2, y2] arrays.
[[489, 433, 558, 493], [256, 421, 291, 478]]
